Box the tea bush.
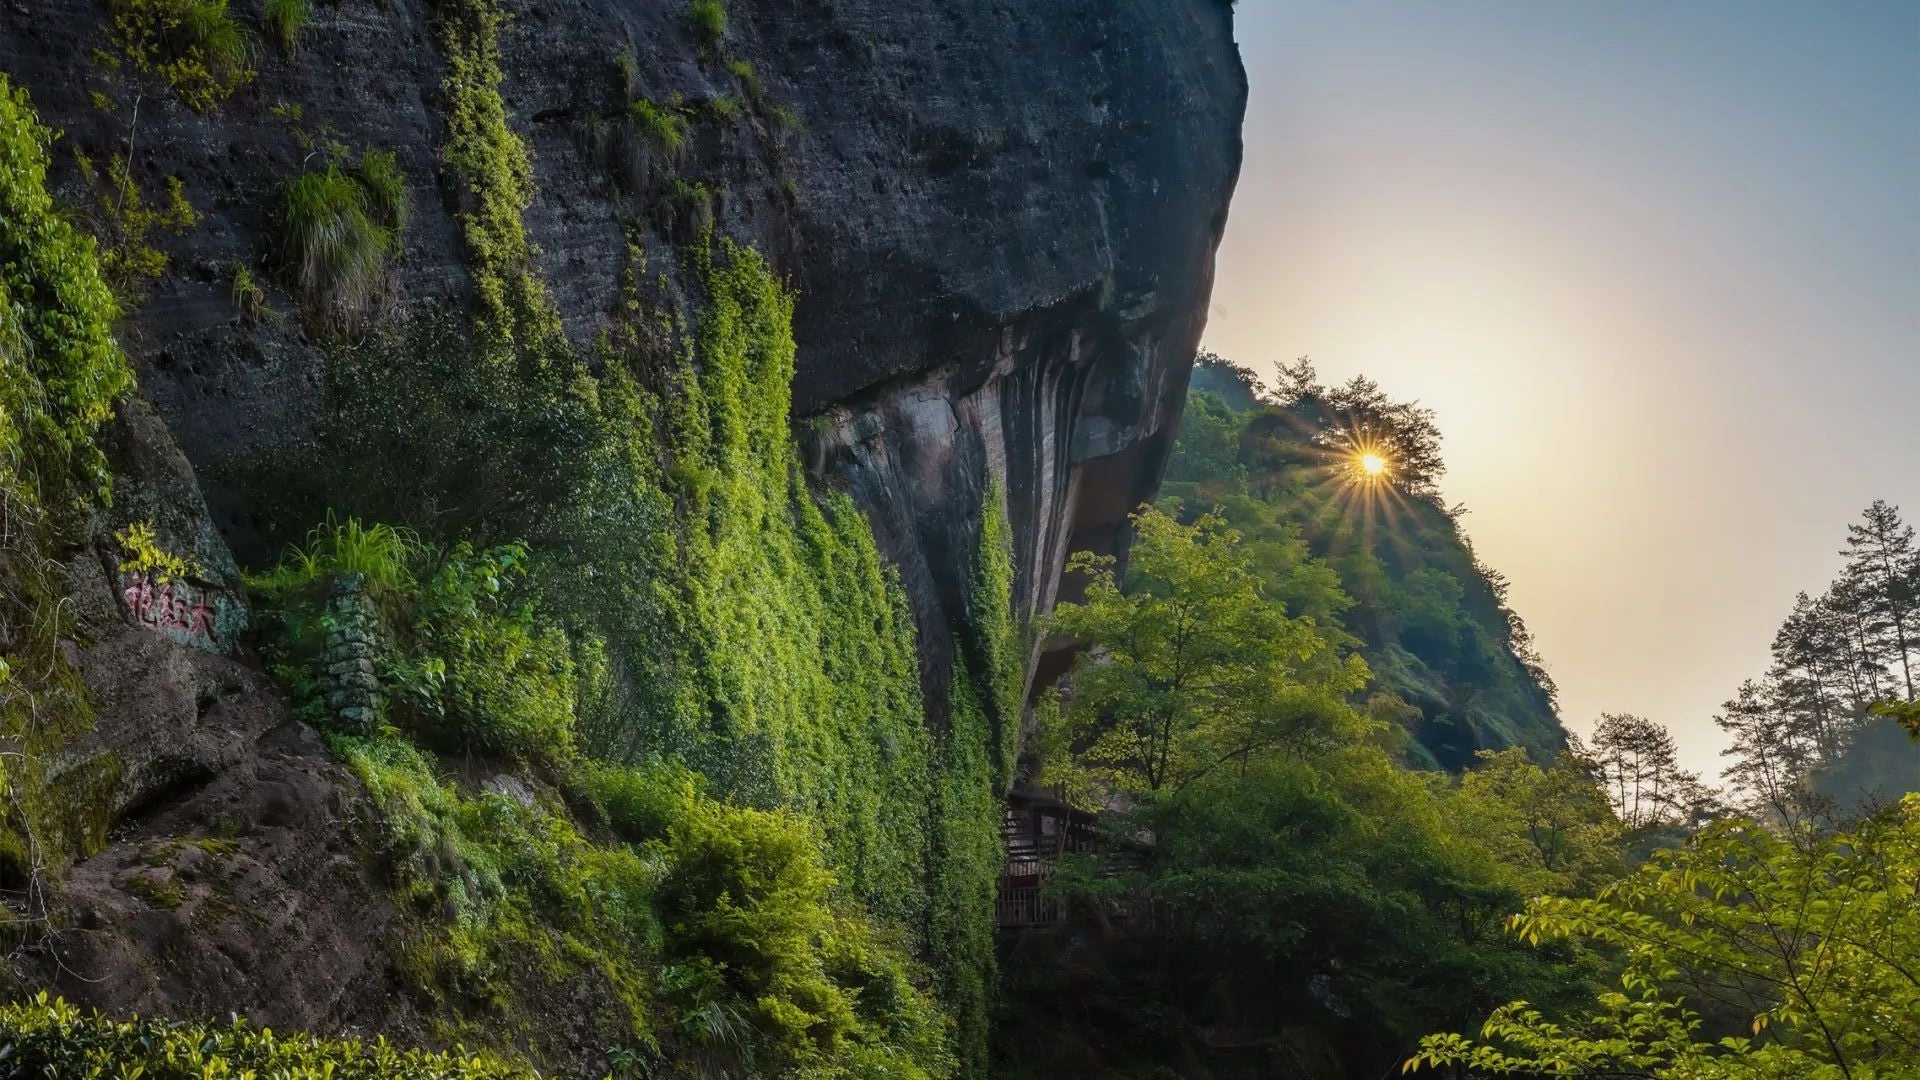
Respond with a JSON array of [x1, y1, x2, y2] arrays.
[[0, 993, 535, 1077]]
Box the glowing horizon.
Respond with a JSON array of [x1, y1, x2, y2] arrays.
[[1208, 2, 1920, 779]]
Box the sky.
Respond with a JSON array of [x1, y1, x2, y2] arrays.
[[1206, 2, 1920, 777]]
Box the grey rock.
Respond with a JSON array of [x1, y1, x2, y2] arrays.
[[0, 0, 1242, 731]]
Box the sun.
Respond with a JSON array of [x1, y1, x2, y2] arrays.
[[1359, 452, 1388, 478]]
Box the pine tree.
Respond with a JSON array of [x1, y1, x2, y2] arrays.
[[1715, 678, 1820, 833], [1823, 576, 1888, 711], [1590, 713, 1696, 828], [1769, 591, 1847, 759], [1841, 500, 1919, 700]]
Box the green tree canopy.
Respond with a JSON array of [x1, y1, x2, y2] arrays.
[[1410, 795, 1920, 1078]]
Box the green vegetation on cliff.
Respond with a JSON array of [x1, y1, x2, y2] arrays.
[[0, 75, 134, 880], [228, 4, 1006, 1066]]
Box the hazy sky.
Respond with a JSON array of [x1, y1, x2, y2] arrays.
[[1206, 2, 1919, 777]]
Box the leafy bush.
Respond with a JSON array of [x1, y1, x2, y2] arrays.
[[280, 155, 407, 330], [0, 79, 133, 881], [71, 151, 198, 300], [107, 0, 254, 110], [407, 542, 578, 763], [0, 78, 134, 509], [261, 0, 309, 53], [646, 776, 954, 1076], [0, 994, 532, 1077]]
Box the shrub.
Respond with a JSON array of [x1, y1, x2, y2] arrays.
[[71, 151, 198, 301], [336, 733, 659, 1042], [0, 77, 133, 508], [409, 542, 579, 763], [688, 0, 725, 46], [113, 520, 199, 583], [261, 0, 309, 53], [107, 0, 254, 110], [0, 993, 534, 1076], [279, 157, 400, 330], [648, 779, 955, 1075]]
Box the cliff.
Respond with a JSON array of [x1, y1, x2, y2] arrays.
[[0, 0, 1243, 1071]]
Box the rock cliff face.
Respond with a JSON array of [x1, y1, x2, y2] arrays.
[[1, 0, 1242, 700], [0, 0, 1243, 1059]]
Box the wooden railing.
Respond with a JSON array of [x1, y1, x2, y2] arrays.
[[995, 789, 1100, 929]]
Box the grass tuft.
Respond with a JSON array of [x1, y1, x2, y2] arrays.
[[261, 0, 308, 53], [688, 0, 725, 46], [356, 148, 410, 232], [591, 98, 688, 194], [278, 154, 405, 331]]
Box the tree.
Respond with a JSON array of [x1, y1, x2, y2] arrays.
[[1041, 507, 1368, 799], [1825, 575, 1891, 710], [1589, 713, 1697, 829], [1841, 500, 1919, 700], [1258, 358, 1447, 496], [1769, 591, 1848, 759], [1449, 746, 1623, 895], [1407, 796, 1920, 1078], [1715, 679, 1823, 836]]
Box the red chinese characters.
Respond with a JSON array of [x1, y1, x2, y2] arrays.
[[120, 570, 220, 647]]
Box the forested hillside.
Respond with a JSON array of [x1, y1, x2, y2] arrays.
[[1167, 355, 1562, 768], [992, 355, 1920, 1080], [994, 359, 1612, 1077]]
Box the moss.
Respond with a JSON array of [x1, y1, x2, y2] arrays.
[[143, 836, 239, 866], [124, 871, 185, 909]]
